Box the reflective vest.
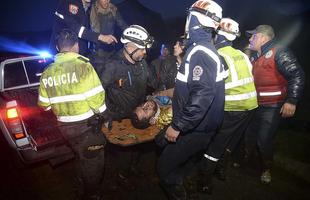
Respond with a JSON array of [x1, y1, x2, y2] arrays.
[[252, 47, 287, 105], [218, 46, 258, 111], [38, 52, 106, 122]]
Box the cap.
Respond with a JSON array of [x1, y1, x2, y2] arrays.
[[246, 25, 275, 39]]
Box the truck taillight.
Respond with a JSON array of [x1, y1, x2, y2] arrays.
[[7, 108, 18, 119], [7, 118, 25, 139], [6, 101, 26, 140]]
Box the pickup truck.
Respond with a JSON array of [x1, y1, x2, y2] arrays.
[[0, 55, 74, 166]]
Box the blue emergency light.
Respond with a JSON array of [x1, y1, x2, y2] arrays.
[[39, 51, 52, 58]]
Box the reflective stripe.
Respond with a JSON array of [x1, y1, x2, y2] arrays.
[[220, 50, 254, 90], [239, 50, 253, 73], [222, 68, 229, 80], [204, 154, 219, 162], [39, 95, 50, 103], [50, 94, 85, 104], [220, 52, 238, 82], [98, 104, 107, 113], [259, 91, 281, 96], [78, 26, 85, 38], [55, 11, 64, 19], [225, 77, 254, 89], [49, 86, 104, 104], [84, 86, 104, 98], [225, 91, 257, 101], [176, 61, 189, 83], [58, 109, 94, 122], [176, 45, 222, 83], [45, 106, 52, 111]]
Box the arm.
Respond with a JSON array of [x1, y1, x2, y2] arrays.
[[55, 0, 116, 44], [275, 47, 305, 117], [83, 63, 106, 114], [55, 0, 99, 43], [115, 9, 128, 31], [99, 62, 117, 89]]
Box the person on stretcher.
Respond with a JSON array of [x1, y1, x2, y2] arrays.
[[130, 88, 174, 130]]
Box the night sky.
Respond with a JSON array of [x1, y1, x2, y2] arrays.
[[0, 0, 308, 32], [0, 0, 309, 80]]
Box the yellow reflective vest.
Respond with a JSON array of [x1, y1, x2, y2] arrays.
[[218, 46, 258, 111], [38, 52, 106, 122]]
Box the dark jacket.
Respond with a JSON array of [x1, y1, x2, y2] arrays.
[[95, 7, 127, 52], [100, 51, 157, 119], [150, 55, 178, 90], [171, 17, 225, 134], [50, 0, 100, 55], [253, 40, 305, 105]]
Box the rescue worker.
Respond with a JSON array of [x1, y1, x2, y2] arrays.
[[89, 0, 128, 70], [245, 25, 305, 184], [198, 18, 258, 194], [157, 1, 226, 199], [50, 0, 117, 55], [99, 24, 157, 120], [38, 29, 107, 199]]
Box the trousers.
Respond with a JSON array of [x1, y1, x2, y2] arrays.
[[59, 120, 106, 199], [157, 131, 213, 186], [244, 104, 282, 170]]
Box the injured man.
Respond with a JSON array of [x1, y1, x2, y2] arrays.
[[130, 94, 173, 130]]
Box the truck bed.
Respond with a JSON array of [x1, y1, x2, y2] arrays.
[[0, 87, 64, 150]]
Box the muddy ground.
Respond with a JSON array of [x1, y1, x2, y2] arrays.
[[0, 127, 309, 200]]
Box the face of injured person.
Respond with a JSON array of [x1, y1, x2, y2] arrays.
[[134, 100, 158, 122]]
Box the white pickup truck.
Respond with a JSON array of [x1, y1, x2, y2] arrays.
[[0, 55, 74, 166]]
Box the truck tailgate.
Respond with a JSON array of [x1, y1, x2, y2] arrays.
[[1, 88, 64, 150], [21, 107, 64, 150]]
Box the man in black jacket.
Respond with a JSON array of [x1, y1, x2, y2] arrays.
[[150, 43, 177, 91], [245, 24, 305, 184], [50, 0, 117, 55], [99, 25, 157, 120]]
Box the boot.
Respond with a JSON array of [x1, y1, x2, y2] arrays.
[[197, 158, 216, 195], [214, 150, 230, 181], [160, 181, 187, 200], [261, 169, 271, 184], [215, 166, 226, 181]]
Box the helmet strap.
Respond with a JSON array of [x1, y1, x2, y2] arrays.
[[124, 45, 141, 63]]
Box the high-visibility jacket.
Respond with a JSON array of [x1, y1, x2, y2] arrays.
[[218, 46, 258, 111], [38, 52, 106, 122]]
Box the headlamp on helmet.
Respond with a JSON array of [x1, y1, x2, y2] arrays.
[[189, 7, 221, 24]]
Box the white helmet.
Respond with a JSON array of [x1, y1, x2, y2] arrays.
[[186, 0, 222, 30], [218, 18, 240, 41], [121, 25, 154, 49]]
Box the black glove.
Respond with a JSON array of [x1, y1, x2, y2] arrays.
[[87, 114, 103, 134], [154, 127, 169, 148], [100, 109, 113, 131]]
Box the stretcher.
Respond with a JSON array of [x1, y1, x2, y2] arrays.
[[101, 119, 161, 147]]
